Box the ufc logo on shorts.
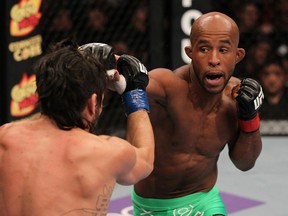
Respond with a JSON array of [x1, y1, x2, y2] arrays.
[[253, 87, 264, 110], [138, 63, 148, 75]]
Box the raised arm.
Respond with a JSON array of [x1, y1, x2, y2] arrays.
[[115, 54, 154, 184], [79, 43, 154, 184], [229, 78, 264, 171]]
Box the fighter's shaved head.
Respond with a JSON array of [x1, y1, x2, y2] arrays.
[[190, 12, 240, 46]]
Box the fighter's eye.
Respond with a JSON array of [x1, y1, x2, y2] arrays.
[[219, 48, 229, 53], [200, 47, 209, 52]]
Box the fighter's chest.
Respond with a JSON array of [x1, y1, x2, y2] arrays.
[[168, 104, 234, 155]]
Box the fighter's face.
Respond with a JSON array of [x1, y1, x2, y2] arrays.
[[260, 63, 286, 95], [185, 13, 245, 94], [189, 33, 239, 94]]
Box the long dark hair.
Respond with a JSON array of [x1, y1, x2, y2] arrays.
[[35, 39, 107, 131]]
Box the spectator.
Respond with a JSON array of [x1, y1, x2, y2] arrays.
[[274, 0, 288, 33], [235, 36, 273, 79], [258, 0, 276, 35], [49, 8, 73, 32], [41, 5, 74, 50], [80, 3, 110, 44], [258, 58, 288, 120], [235, 1, 262, 50], [125, 1, 149, 67], [281, 53, 288, 83], [111, 40, 133, 56], [87, 7, 107, 32]]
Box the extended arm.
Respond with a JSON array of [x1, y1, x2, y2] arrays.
[[79, 43, 154, 184], [116, 55, 154, 184]]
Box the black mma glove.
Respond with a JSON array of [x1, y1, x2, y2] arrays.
[[235, 78, 264, 132], [117, 55, 149, 115], [78, 43, 116, 70], [117, 54, 149, 92], [79, 43, 127, 94]]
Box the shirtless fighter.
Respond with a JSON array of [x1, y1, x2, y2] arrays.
[[84, 11, 264, 215], [0, 39, 154, 216]]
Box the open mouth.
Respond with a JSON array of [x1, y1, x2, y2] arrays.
[[206, 74, 223, 80], [204, 72, 224, 87]]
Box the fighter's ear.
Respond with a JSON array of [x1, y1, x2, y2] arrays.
[[236, 48, 245, 64], [87, 93, 97, 115], [185, 45, 193, 59], [82, 93, 97, 125]]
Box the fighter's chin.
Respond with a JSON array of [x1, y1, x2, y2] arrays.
[[201, 84, 220, 94], [205, 87, 224, 95], [204, 80, 226, 94], [204, 79, 225, 94]]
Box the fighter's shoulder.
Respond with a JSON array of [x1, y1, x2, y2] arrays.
[[0, 122, 12, 135], [0, 121, 22, 136], [98, 135, 136, 169], [74, 134, 135, 166], [149, 68, 174, 78], [0, 122, 22, 145], [173, 65, 190, 81], [0, 122, 13, 130], [99, 135, 135, 157], [149, 66, 188, 83]]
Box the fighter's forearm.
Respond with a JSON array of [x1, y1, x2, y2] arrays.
[[231, 78, 263, 171], [229, 130, 262, 171], [126, 110, 154, 179]]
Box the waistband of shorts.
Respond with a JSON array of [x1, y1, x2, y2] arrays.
[[132, 186, 219, 210]]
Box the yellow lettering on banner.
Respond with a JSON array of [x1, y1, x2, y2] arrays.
[[11, 79, 36, 103], [8, 35, 42, 62], [10, 0, 42, 36], [10, 73, 38, 117], [10, 2, 37, 22]]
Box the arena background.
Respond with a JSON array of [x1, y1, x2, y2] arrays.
[[1, 0, 288, 136]]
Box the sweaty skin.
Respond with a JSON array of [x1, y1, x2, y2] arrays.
[[0, 116, 117, 216], [134, 12, 262, 198], [0, 109, 153, 216], [0, 45, 154, 215]]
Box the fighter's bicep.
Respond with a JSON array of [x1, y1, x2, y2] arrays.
[[105, 137, 137, 185], [116, 147, 138, 185]]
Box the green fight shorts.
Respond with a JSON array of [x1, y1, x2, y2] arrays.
[[132, 186, 227, 216]]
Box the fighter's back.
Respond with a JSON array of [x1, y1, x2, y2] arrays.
[[0, 116, 123, 216]]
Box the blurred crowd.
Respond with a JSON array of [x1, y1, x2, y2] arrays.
[[39, 0, 288, 135], [41, 0, 149, 67], [213, 0, 288, 121], [40, 0, 150, 137]]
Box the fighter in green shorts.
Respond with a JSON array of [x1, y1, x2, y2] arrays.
[[132, 186, 227, 216]]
